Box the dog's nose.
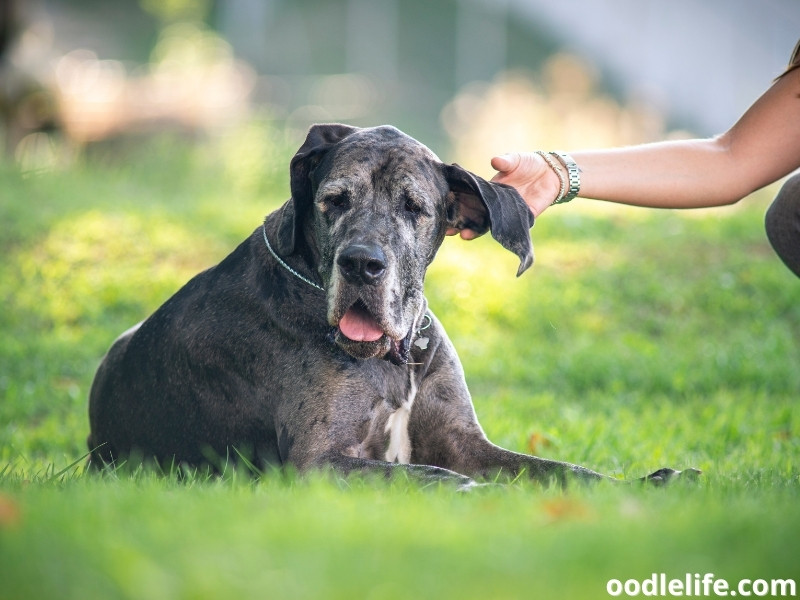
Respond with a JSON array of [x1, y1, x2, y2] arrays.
[[337, 243, 387, 285]]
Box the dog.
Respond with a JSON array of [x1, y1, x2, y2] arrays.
[[88, 123, 694, 487]]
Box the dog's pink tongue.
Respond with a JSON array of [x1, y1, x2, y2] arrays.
[[339, 306, 384, 342]]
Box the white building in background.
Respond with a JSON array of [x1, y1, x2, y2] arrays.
[[29, 0, 800, 150], [510, 0, 800, 136], [219, 0, 799, 141]]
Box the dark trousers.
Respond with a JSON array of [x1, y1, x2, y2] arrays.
[[766, 173, 800, 278]]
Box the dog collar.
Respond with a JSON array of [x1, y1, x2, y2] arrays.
[[263, 222, 432, 365], [386, 313, 432, 365], [262, 223, 325, 292]]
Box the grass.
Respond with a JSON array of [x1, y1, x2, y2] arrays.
[[0, 130, 798, 600]]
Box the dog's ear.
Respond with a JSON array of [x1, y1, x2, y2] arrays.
[[276, 123, 361, 255], [442, 163, 535, 276]]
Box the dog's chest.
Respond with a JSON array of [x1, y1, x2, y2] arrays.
[[328, 363, 420, 464], [382, 370, 417, 463]]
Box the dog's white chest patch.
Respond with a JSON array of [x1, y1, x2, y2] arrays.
[[384, 372, 417, 464]]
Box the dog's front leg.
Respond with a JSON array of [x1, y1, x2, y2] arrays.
[[444, 441, 611, 486], [408, 365, 698, 487], [309, 450, 479, 489], [426, 443, 698, 487], [404, 342, 604, 486], [451, 440, 702, 486], [410, 408, 611, 487]]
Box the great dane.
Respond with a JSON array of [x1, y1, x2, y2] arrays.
[[88, 124, 694, 487]]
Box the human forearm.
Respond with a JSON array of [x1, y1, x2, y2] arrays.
[[490, 67, 800, 219], [571, 138, 746, 209], [490, 140, 742, 218]]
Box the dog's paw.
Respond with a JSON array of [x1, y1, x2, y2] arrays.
[[641, 467, 702, 486], [454, 479, 508, 493]]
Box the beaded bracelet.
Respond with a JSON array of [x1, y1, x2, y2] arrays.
[[534, 150, 566, 205], [535, 151, 581, 204]]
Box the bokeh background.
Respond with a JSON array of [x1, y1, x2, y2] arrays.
[[2, 4, 800, 599], [4, 0, 799, 174], [2, 0, 800, 483]]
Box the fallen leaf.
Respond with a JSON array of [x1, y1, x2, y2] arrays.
[[541, 498, 593, 523], [527, 432, 553, 455], [0, 494, 22, 529]]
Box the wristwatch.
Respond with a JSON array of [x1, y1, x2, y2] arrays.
[[553, 152, 581, 203]]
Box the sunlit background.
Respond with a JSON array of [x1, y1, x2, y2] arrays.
[[2, 7, 800, 595], [3, 0, 799, 176]]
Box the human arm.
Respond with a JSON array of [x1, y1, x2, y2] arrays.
[[485, 65, 800, 225]]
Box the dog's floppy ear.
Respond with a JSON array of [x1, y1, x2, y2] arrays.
[[442, 163, 535, 276], [276, 123, 361, 255]]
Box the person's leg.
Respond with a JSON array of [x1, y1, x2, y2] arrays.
[[765, 173, 800, 278]]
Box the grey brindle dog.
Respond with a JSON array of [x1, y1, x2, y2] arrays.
[[88, 124, 693, 486]]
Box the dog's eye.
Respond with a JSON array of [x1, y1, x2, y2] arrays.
[[325, 193, 349, 211], [404, 197, 422, 216]]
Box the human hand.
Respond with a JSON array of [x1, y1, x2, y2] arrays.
[[444, 152, 561, 240], [491, 153, 561, 218], [444, 196, 486, 240]]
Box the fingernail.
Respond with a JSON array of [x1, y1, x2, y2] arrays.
[[492, 155, 511, 169]]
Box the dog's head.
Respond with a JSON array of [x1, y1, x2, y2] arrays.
[[275, 123, 534, 364]]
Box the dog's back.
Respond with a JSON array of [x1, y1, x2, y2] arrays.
[[88, 237, 287, 469]]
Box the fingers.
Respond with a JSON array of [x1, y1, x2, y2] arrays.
[[490, 153, 520, 178], [446, 227, 482, 240], [489, 152, 562, 218], [449, 151, 547, 240]]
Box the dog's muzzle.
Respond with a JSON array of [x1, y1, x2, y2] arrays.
[[336, 243, 387, 289], [331, 327, 412, 365], [330, 243, 413, 365]]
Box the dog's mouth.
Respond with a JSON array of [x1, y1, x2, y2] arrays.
[[338, 300, 385, 343], [333, 300, 411, 364]]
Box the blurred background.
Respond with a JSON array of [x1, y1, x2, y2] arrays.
[[2, 11, 800, 595], [2, 0, 799, 175]]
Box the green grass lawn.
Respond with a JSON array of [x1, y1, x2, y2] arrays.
[[1, 132, 798, 600]]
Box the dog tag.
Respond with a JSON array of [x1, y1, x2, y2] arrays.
[[414, 337, 429, 350]]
